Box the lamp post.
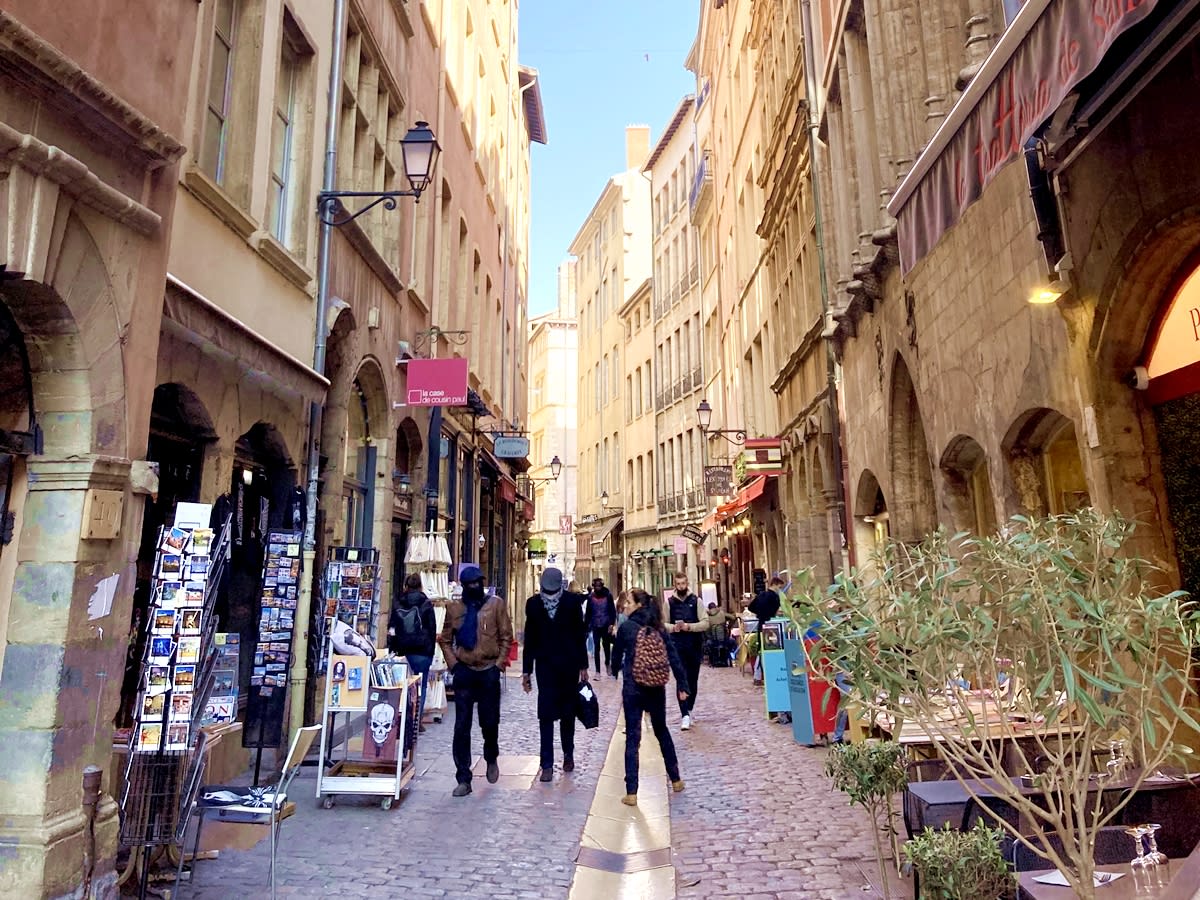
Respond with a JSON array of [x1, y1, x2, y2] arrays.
[[528, 455, 562, 487], [696, 399, 747, 445], [294, 117, 442, 740]]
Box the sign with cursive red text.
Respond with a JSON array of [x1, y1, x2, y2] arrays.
[[895, 0, 1159, 274]]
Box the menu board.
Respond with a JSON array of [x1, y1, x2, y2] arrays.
[[242, 530, 303, 750], [133, 513, 226, 754]]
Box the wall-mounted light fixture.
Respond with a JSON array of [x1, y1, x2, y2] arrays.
[[696, 399, 747, 445]]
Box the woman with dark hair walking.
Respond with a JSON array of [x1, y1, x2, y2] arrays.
[[387, 573, 437, 731], [611, 588, 689, 806]]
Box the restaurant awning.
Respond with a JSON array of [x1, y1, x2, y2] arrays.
[[590, 516, 623, 546], [887, 0, 1164, 274], [701, 476, 767, 530], [163, 275, 329, 404]]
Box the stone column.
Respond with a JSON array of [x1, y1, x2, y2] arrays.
[[0, 456, 141, 900]]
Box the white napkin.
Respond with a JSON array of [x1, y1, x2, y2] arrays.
[[1032, 870, 1124, 886]]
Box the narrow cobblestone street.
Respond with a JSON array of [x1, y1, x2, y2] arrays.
[[183, 664, 890, 899]]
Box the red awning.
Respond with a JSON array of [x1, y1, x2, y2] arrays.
[[707, 477, 767, 526]]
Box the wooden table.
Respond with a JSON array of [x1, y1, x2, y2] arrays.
[[1018, 859, 1183, 899]]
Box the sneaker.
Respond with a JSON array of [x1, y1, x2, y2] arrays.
[[539, 768, 553, 783], [486, 761, 500, 784], [452, 783, 472, 797], [681, 715, 692, 731], [563, 758, 575, 773], [621, 794, 638, 807], [672, 779, 686, 793]]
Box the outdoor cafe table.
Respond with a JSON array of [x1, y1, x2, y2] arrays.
[[1017, 858, 1187, 899], [906, 772, 1198, 837]]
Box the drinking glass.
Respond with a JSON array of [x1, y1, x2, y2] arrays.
[[1107, 740, 1130, 782], [1125, 825, 1149, 870], [1145, 823, 1167, 866]]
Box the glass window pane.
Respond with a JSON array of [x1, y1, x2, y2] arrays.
[[271, 114, 288, 179], [208, 41, 231, 112], [268, 180, 284, 240], [200, 110, 223, 175], [215, 0, 236, 39]]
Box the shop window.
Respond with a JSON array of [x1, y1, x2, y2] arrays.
[[343, 380, 375, 546], [1003, 408, 1089, 517]]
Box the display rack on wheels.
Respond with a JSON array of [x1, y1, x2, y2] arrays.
[[117, 505, 230, 899], [403, 529, 453, 720], [314, 649, 420, 809]]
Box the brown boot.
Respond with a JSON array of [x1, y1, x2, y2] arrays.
[[672, 779, 685, 792], [621, 794, 638, 806]]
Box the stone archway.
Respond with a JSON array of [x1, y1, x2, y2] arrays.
[[939, 434, 996, 535], [887, 354, 937, 542], [852, 469, 889, 567], [1001, 408, 1088, 518]]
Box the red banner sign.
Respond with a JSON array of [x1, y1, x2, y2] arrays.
[[895, 0, 1159, 274], [405, 357, 468, 406], [559, 515, 573, 535]]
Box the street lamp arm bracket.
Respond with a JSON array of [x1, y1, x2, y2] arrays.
[[318, 190, 418, 227]]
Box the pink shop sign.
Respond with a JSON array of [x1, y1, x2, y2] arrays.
[[406, 357, 469, 406]]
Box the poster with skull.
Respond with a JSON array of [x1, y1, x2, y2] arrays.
[[361, 690, 402, 761]]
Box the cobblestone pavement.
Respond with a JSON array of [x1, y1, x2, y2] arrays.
[[182, 664, 899, 899], [668, 666, 893, 900]]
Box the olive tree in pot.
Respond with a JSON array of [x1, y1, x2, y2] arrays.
[[824, 740, 908, 899], [801, 510, 1200, 899], [904, 823, 1014, 899]]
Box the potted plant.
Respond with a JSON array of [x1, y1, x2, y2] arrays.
[[824, 740, 908, 898], [904, 823, 1013, 899], [803, 510, 1200, 899]]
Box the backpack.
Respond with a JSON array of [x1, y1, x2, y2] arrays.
[[631, 626, 671, 687], [392, 604, 424, 653]]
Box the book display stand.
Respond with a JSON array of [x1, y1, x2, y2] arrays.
[[118, 507, 230, 899], [314, 646, 419, 810]]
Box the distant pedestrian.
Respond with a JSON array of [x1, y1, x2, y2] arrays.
[[611, 588, 688, 807], [522, 567, 589, 782], [386, 573, 437, 732], [585, 577, 618, 675], [667, 572, 706, 730], [438, 565, 513, 797]]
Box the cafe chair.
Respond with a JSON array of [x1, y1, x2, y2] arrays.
[[1010, 825, 1130, 871], [961, 795, 1021, 861], [174, 723, 322, 900], [902, 758, 953, 839]]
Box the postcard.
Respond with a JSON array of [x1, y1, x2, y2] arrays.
[[249, 674, 263, 686], [177, 608, 202, 635], [265, 662, 285, 673], [177, 637, 200, 664], [159, 554, 182, 577], [180, 582, 206, 606], [347, 666, 363, 691], [173, 665, 196, 690], [166, 722, 189, 749], [162, 527, 189, 552], [339, 587, 359, 600], [152, 610, 177, 634], [149, 637, 174, 661], [170, 692, 193, 720], [147, 665, 170, 694], [189, 528, 213, 556], [253, 665, 266, 679], [141, 692, 165, 719], [212, 671, 235, 694], [136, 723, 163, 752], [286, 543, 300, 557], [187, 557, 210, 578]]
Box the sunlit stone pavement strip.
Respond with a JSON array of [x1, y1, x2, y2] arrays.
[[186, 665, 890, 899]]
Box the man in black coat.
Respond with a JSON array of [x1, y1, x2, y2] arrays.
[[668, 571, 707, 730], [522, 568, 589, 782]]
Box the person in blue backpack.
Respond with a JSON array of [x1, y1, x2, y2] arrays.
[[387, 573, 437, 732]]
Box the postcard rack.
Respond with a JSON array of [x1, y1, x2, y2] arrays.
[[314, 646, 420, 810]]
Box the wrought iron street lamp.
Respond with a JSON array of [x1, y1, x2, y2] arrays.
[[527, 456, 563, 488], [696, 399, 747, 446], [318, 121, 442, 226]]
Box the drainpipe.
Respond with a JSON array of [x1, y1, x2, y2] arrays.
[[81, 765, 102, 898], [799, 0, 851, 580], [292, 0, 347, 738]]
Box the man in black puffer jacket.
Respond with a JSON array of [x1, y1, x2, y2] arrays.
[[387, 573, 437, 731]]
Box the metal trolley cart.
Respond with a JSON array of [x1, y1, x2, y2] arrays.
[[315, 650, 420, 809]]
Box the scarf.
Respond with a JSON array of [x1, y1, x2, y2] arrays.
[[541, 586, 564, 619], [457, 585, 487, 650]]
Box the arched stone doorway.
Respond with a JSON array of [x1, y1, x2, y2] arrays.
[[888, 355, 937, 542], [940, 434, 997, 535], [853, 469, 889, 567], [1001, 408, 1089, 518], [1142, 257, 1200, 602]]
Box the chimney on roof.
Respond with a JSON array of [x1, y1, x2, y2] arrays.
[[625, 125, 651, 171]]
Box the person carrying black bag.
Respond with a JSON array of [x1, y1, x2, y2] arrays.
[[386, 573, 437, 732], [522, 567, 589, 782]]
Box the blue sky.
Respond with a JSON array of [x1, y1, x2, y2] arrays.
[[520, 1, 698, 316]]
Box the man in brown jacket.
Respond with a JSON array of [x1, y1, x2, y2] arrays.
[[438, 565, 514, 797]]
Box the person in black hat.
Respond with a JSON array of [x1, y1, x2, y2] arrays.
[[522, 567, 589, 782], [438, 565, 513, 797]]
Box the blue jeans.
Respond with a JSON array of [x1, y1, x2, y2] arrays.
[[405, 654, 433, 724], [833, 672, 852, 742]]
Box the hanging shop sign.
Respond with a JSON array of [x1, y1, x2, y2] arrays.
[[890, 0, 1161, 273], [681, 524, 708, 545], [704, 465, 733, 497], [527, 538, 547, 559], [493, 435, 529, 458], [577, 513, 600, 526], [743, 437, 786, 477], [673, 536, 689, 556], [406, 357, 469, 406], [559, 515, 573, 535]]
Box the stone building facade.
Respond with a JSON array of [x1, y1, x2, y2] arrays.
[[0, 5, 193, 897]]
